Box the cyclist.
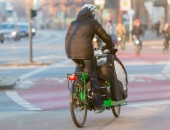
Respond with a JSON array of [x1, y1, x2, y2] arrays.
[[65, 4, 117, 113], [116, 21, 126, 50], [132, 19, 143, 46], [162, 23, 170, 53]]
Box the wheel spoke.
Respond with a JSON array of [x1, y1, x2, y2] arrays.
[[70, 80, 87, 127], [74, 106, 84, 123]]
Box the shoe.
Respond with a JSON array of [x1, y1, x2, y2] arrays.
[[94, 105, 105, 114]]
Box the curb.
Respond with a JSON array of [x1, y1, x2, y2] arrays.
[[0, 62, 51, 68], [0, 77, 18, 90], [0, 62, 51, 90]]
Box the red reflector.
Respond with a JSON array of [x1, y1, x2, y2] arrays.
[[68, 75, 77, 80]]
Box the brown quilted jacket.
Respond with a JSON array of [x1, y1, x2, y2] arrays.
[[65, 9, 114, 59]]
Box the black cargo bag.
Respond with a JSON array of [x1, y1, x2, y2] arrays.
[[97, 54, 128, 101]]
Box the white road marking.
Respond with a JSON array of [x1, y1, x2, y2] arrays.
[[6, 91, 41, 110], [127, 106, 158, 111], [18, 60, 71, 81], [128, 73, 168, 82], [18, 66, 49, 81], [127, 99, 170, 110], [162, 61, 170, 73], [34, 55, 66, 60], [6, 89, 170, 111]]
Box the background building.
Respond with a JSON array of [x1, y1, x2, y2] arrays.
[[0, 0, 169, 30]]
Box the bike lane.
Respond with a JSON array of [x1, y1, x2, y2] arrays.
[[4, 50, 170, 111], [5, 73, 170, 111]]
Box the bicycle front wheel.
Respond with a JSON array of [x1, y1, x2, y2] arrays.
[[70, 80, 87, 128]]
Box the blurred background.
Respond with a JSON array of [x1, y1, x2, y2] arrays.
[[0, 0, 169, 31]]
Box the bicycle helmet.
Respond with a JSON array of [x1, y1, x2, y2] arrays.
[[81, 4, 96, 16]]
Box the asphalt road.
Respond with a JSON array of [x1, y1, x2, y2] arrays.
[[0, 29, 170, 130], [0, 103, 170, 130]]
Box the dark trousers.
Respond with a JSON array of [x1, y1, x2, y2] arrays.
[[72, 59, 103, 107]]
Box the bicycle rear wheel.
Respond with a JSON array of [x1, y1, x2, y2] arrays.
[[70, 80, 87, 128], [112, 106, 121, 117]]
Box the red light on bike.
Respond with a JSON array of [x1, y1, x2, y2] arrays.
[[68, 74, 77, 80]]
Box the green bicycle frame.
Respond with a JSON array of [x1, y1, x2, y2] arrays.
[[68, 72, 126, 108], [79, 72, 89, 101]]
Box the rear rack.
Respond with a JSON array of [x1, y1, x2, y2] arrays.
[[67, 72, 89, 91], [67, 72, 83, 76]]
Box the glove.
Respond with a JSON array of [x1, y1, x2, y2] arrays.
[[110, 47, 118, 55]]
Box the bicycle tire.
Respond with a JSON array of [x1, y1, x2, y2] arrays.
[[70, 80, 87, 128], [112, 106, 121, 117]]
